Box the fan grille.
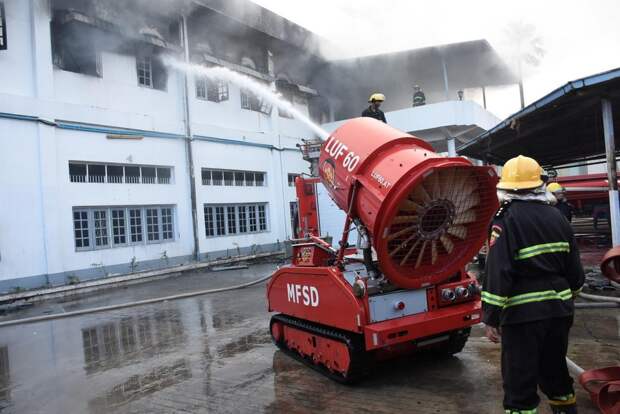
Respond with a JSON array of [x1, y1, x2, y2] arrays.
[[386, 167, 493, 270]]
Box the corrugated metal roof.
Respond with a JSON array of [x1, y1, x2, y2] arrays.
[[458, 67, 620, 166]]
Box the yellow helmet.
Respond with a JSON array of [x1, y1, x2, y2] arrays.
[[547, 182, 564, 193], [368, 93, 385, 102], [497, 155, 544, 190]]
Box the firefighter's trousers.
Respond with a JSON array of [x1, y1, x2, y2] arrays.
[[502, 316, 576, 412]]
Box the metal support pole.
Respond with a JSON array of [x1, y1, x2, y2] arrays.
[[482, 86, 487, 109], [181, 15, 201, 261], [602, 98, 620, 246], [447, 137, 456, 157], [441, 55, 450, 101]]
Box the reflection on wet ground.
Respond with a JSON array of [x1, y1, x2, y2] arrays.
[[0, 263, 617, 413]]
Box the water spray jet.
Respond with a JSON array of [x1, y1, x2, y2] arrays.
[[165, 59, 330, 141]]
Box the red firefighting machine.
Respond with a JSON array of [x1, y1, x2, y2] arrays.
[[266, 117, 499, 382]]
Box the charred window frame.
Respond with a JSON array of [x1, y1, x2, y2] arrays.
[[0, 2, 7, 50], [136, 53, 167, 91], [195, 75, 229, 103], [240, 88, 272, 115], [51, 20, 102, 77]]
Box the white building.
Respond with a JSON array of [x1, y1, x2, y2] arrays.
[[0, 0, 516, 292]]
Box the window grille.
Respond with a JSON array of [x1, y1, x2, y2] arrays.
[[73, 206, 173, 251], [201, 168, 265, 187], [203, 203, 268, 237]]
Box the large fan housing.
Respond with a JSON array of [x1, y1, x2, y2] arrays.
[[319, 118, 498, 289]]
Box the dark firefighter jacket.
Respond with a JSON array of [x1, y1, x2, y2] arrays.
[[361, 106, 387, 123], [482, 200, 585, 327]]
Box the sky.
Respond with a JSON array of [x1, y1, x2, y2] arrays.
[[251, 0, 620, 119]]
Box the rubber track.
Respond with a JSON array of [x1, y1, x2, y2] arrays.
[[270, 314, 370, 383]]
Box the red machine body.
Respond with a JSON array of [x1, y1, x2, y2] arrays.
[[267, 118, 498, 382]]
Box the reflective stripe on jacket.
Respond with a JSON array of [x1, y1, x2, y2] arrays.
[[482, 200, 585, 327]]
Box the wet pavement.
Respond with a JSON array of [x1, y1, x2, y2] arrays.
[[0, 263, 618, 413]]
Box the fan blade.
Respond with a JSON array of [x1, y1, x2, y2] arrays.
[[415, 240, 428, 268], [440, 234, 454, 253], [439, 169, 456, 199], [386, 224, 418, 241], [392, 215, 419, 225], [425, 172, 440, 199], [410, 185, 431, 204], [400, 238, 421, 266], [455, 192, 480, 215], [399, 199, 423, 212], [447, 225, 467, 240], [431, 240, 438, 264], [453, 210, 476, 225], [390, 232, 419, 256]]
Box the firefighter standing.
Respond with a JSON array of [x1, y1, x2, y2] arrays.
[[482, 155, 585, 414], [548, 182, 574, 222], [413, 84, 426, 106], [362, 93, 387, 123]]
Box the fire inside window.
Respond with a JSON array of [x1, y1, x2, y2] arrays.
[[0, 2, 6, 50], [196, 76, 229, 102]]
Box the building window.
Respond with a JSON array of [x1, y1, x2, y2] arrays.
[[288, 173, 300, 187], [248, 205, 257, 232], [215, 206, 225, 236], [202, 168, 266, 187], [73, 206, 174, 251], [146, 208, 160, 241], [157, 168, 171, 184], [240, 89, 272, 115], [111, 209, 127, 245], [204, 206, 214, 237], [196, 76, 229, 102], [88, 164, 105, 183], [238, 206, 247, 233], [137, 55, 152, 87], [203, 203, 268, 238], [93, 210, 109, 247], [258, 205, 267, 231], [227, 206, 237, 234], [73, 210, 90, 249], [51, 22, 101, 77], [0, 2, 7, 51], [69, 162, 172, 185], [161, 208, 173, 240], [107, 165, 123, 183], [136, 54, 167, 90], [129, 208, 143, 243], [69, 163, 87, 183]]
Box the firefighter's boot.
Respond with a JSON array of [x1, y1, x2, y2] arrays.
[[549, 404, 577, 414]]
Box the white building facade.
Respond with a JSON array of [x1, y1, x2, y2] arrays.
[[0, 0, 322, 292]]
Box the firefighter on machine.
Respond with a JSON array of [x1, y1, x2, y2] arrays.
[[362, 93, 387, 123], [548, 182, 574, 222], [413, 84, 426, 106], [482, 155, 585, 414]]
